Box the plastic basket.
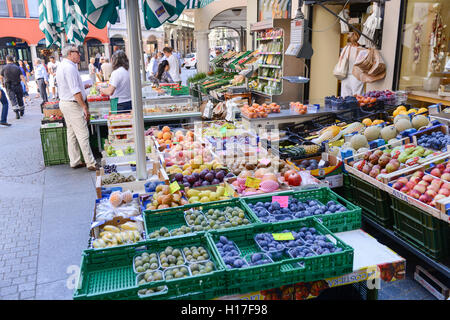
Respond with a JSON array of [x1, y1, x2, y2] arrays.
[[40, 126, 70, 166], [348, 173, 393, 228], [206, 218, 354, 295], [73, 234, 226, 300], [240, 187, 361, 233], [390, 196, 449, 261]]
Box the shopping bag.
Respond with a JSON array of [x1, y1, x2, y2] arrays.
[[333, 45, 350, 80]]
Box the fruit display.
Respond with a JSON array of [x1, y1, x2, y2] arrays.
[[159, 246, 185, 268], [102, 172, 135, 185], [145, 126, 195, 147], [162, 144, 216, 168], [164, 266, 191, 280], [166, 158, 223, 176], [184, 209, 209, 228], [144, 180, 166, 193], [230, 170, 285, 195], [182, 246, 210, 263], [244, 253, 273, 266], [148, 227, 170, 239], [103, 164, 117, 174], [134, 252, 160, 273], [247, 199, 347, 223], [92, 222, 142, 249], [170, 169, 233, 188], [392, 105, 428, 117], [241, 103, 281, 118], [185, 187, 230, 204], [428, 162, 450, 182], [145, 184, 188, 211], [312, 125, 342, 144], [189, 261, 216, 275], [355, 95, 377, 108], [391, 170, 450, 207], [95, 194, 140, 221], [105, 145, 117, 157], [290, 102, 307, 114], [417, 131, 450, 151], [363, 90, 396, 105], [137, 270, 166, 297], [215, 236, 248, 269]]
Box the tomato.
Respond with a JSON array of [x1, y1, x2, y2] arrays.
[[287, 172, 302, 186], [284, 169, 297, 181]]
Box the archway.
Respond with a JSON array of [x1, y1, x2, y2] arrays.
[[146, 35, 158, 54], [110, 34, 126, 54]]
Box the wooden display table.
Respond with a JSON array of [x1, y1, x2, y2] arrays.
[[408, 90, 450, 106]]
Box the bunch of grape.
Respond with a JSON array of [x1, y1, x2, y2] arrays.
[[104, 164, 117, 174]]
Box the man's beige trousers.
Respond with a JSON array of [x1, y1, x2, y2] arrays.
[[59, 101, 96, 168]]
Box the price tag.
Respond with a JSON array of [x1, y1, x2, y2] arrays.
[[272, 232, 294, 241], [259, 158, 271, 166], [170, 181, 180, 194], [272, 196, 289, 208], [245, 177, 261, 189], [116, 150, 124, 156]]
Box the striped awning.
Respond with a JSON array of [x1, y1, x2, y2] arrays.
[[186, 0, 214, 9]]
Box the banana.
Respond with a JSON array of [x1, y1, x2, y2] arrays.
[[93, 239, 106, 248], [114, 233, 123, 244], [104, 225, 121, 233], [111, 238, 118, 246], [128, 230, 135, 242], [120, 222, 139, 231]]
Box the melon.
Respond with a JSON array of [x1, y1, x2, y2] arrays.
[[350, 134, 369, 150], [394, 114, 410, 124], [394, 118, 412, 132], [364, 126, 381, 141], [328, 146, 340, 157], [411, 115, 429, 130], [381, 125, 398, 141]]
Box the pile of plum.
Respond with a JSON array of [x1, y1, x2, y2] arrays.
[[247, 198, 348, 223], [215, 236, 248, 269], [417, 131, 450, 152]]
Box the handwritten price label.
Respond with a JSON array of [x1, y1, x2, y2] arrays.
[[169, 181, 180, 194], [245, 177, 261, 189], [272, 233, 294, 241], [272, 196, 289, 208]]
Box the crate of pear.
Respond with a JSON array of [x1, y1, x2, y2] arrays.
[[182, 246, 211, 263], [133, 252, 160, 274], [185, 185, 232, 204], [189, 261, 216, 276], [136, 270, 167, 298], [164, 265, 191, 280]]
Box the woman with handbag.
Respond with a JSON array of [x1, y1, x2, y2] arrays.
[[339, 32, 365, 97]]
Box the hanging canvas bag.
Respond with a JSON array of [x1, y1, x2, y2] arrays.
[[333, 45, 351, 80]]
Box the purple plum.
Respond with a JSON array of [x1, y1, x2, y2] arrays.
[[200, 170, 209, 180], [174, 173, 184, 182], [211, 179, 220, 185], [202, 180, 210, 186], [183, 182, 191, 188], [193, 181, 202, 188], [187, 175, 197, 185], [215, 170, 225, 181], [205, 172, 214, 182]]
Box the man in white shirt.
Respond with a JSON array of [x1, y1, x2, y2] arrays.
[[101, 58, 113, 81], [33, 59, 48, 103], [56, 44, 98, 171], [47, 56, 60, 100], [163, 47, 181, 84]]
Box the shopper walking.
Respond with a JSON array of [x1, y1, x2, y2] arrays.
[[101, 58, 113, 81], [47, 56, 60, 100], [0, 87, 11, 126], [56, 44, 98, 171], [88, 58, 97, 85], [33, 58, 49, 103], [151, 60, 174, 84], [100, 50, 132, 112], [0, 55, 26, 119], [24, 61, 31, 81], [162, 47, 181, 85]]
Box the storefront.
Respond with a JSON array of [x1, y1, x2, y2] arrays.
[[110, 37, 126, 54], [86, 38, 105, 61], [0, 37, 31, 65]]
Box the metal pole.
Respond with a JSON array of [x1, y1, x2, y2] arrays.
[[136, 10, 146, 83], [125, 0, 147, 180]]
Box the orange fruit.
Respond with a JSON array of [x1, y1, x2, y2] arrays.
[[163, 132, 172, 140], [162, 126, 171, 133], [157, 132, 164, 139]]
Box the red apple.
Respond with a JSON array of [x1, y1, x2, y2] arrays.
[[443, 168, 450, 174], [431, 179, 443, 188], [427, 184, 440, 193], [430, 168, 442, 177], [412, 171, 425, 179], [413, 184, 427, 194], [287, 173, 302, 186], [438, 188, 450, 196], [393, 182, 405, 190], [418, 181, 429, 187], [441, 173, 450, 181], [442, 183, 450, 190], [397, 177, 409, 185], [437, 164, 446, 172], [425, 189, 437, 198], [410, 177, 422, 185], [406, 181, 417, 190], [400, 186, 410, 193], [422, 175, 434, 183]]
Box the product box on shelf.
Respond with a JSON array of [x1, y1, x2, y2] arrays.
[[107, 113, 133, 127]]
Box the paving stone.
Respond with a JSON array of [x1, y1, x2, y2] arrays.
[[0, 278, 12, 288], [20, 290, 35, 300], [1, 293, 20, 300], [18, 282, 35, 292], [0, 285, 18, 296]]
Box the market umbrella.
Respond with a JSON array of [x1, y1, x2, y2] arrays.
[[76, 0, 120, 28], [39, 0, 89, 47]]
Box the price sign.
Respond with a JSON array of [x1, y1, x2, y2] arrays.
[[272, 196, 289, 208], [245, 177, 261, 189], [116, 149, 124, 156], [272, 232, 294, 241], [169, 181, 180, 194]]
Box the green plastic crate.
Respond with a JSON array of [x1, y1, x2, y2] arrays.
[[390, 196, 449, 261], [207, 218, 354, 295], [240, 187, 361, 233], [40, 127, 70, 166], [348, 174, 393, 228], [73, 234, 226, 300], [169, 86, 189, 96]]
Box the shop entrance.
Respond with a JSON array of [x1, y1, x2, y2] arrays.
[[86, 38, 105, 61], [110, 37, 125, 54], [0, 37, 31, 65]]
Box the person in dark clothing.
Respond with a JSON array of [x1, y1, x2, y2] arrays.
[[0, 88, 11, 126], [0, 56, 27, 119]]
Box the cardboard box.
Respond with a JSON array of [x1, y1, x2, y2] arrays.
[[108, 127, 134, 135]]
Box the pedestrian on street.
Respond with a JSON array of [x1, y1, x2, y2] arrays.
[[23, 61, 31, 81], [56, 44, 98, 171], [152, 60, 174, 84], [97, 57, 105, 82], [18, 60, 27, 79], [89, 58, 97, 85], [0, 87, 11, 126], [0, 55, 27, 119], [33, 58, 49, 104], [47, 56, 60, 100], [162, 47, 181, 85], [101, 58, 113, 81], [100, 50, 132, 112]]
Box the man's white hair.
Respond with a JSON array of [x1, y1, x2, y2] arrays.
[[61, 44, 78, 57]]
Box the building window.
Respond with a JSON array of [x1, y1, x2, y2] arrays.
[[11, 0, 26, 17], [28, 0, 39, 18], [0, 0, 9, 17]]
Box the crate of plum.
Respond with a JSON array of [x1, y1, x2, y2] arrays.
[[206, 218, 353, 294], [74, 233, 227, 300], [240, 187, 361, 233], [169, 168, 235, 189], [414, 125, 450, 152]]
